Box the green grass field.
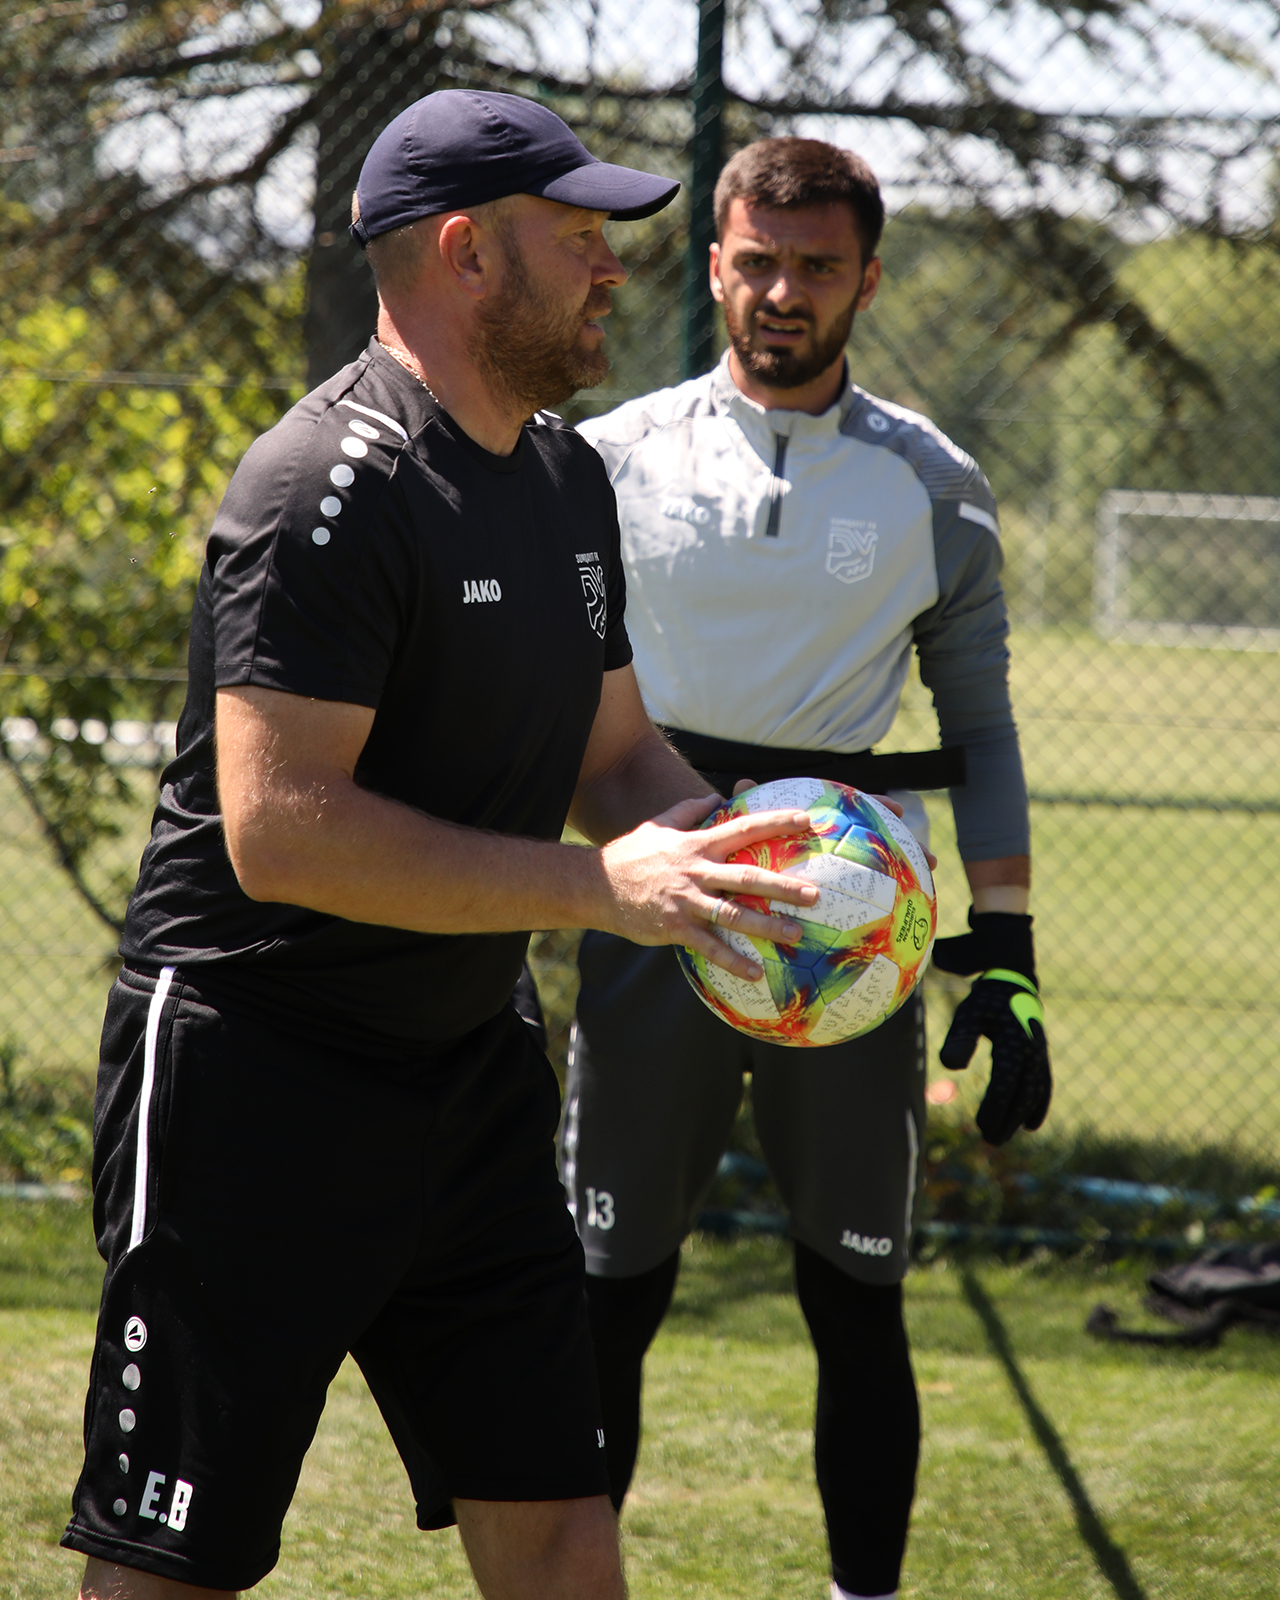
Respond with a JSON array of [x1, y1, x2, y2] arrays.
[[4, 1208, 1278, 1600]]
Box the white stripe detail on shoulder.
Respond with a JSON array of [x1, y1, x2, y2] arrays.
[[128, 966, 176, 1253], [958, 500, 999, 536], [338, 399, 409, 441]]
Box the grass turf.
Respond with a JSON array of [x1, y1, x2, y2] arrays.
[[4, 1215, 1278, 1599]]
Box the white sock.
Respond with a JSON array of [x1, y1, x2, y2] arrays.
[[832, 1584, 897, 1600]]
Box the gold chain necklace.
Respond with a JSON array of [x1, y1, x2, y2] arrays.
[[376, 337, 441, 405]]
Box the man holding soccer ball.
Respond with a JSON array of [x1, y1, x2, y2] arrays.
[[60, 94, 827, 1600], [561, 138, 1052, 1600]]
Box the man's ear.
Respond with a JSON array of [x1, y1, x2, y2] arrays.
[[856, 256, 882, 312], [708, 241, 725, 305], [437, 212, 492, 301]]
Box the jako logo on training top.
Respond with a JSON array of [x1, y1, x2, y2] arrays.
[[841, 1229, 893, 1256], [576, 551, 607, 639], [462, 579, 502, 604], [660, 495, 712, 527], [826, 520, 878, 584]]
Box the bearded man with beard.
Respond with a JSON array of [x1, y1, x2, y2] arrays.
[[560, 137, 1050, 1600], [60, 93, 835, 1600]]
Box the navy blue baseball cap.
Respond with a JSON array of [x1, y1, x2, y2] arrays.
[[351, 90, 680, 246]]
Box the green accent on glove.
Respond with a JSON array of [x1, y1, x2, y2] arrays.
[[981, 968, 1045, 1038], [982, 967, 1038, 994]]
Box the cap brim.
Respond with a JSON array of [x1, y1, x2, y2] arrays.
[[534, 161, 680, 221]]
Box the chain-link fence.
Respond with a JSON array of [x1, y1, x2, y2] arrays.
[[4, 0, 1280, 1214]]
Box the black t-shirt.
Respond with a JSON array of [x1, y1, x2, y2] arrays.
[[122, 341, 631, 1050]]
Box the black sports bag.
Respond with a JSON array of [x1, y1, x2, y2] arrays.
[[1087, 1242, 1280, 1348]]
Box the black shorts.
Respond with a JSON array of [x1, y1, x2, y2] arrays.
[[559, 934, 926, 1285], [62, 967, 609, 1592]]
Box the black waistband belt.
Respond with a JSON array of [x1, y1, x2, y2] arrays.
[[658, 727, 966, 794]]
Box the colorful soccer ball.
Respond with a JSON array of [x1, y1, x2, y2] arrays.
[[676, 777, 937, 1047]]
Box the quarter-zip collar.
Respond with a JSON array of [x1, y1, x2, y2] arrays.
[[708, 350, 856, 463]]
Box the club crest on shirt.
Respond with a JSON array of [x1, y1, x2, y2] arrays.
[[576, 551, 607, 639], [826, 519, 878, 584]]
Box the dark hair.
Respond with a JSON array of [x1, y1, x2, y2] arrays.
[[713, 138, 884, 260]]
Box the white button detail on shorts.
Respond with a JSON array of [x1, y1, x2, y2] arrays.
[[311, 528, 331, 546], [122, 1363, 140, 1391], [347, 420, 380, 440], [329, 464, 355, 487], [124, 1316, 147, 1351], [113, 1498, 128, 1516], [320, 495, 342, 517], [119, 1453, 130, 1473], [119, 1408, 136, 1432], [341, 436, 368, 458]]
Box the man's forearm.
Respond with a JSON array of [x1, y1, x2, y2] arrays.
[[964, 854, 1030, 914], [227, 762, 820, 968], [230, 770, 611, 934], [569, 727, 715, 844]]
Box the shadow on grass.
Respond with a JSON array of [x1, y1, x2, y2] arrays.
[[961, 1269, 1149, 1600]]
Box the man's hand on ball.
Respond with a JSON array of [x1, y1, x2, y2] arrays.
[[598, 795, 818, 979], [931, 909, 1052, 1145]]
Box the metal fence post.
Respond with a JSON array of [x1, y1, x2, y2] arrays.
[[683, 0, 724, 380]]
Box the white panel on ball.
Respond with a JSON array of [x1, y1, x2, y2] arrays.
[[700, 929, 781, 1021], [779, 852, 899, 909], [805, 855, 901, 912], [742, 777, 826, 812], [778, 883, 897, 934], [808, 955, 901, 1046]]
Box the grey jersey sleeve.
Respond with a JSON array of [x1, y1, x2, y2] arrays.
[[912, 498, 1030, 862]]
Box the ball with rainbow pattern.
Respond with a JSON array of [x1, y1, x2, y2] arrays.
[[677, 778, 936, 1047]]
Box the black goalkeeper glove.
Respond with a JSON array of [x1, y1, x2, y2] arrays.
[[930, 909, 1052, 1146]]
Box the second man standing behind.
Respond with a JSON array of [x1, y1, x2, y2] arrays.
[[560, 136, 1051, 1600]]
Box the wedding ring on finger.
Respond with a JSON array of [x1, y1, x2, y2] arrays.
[[707, 894, 726, 928]]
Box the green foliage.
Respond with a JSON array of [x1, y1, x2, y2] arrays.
[[0, 264, 305, 926], [0, 1068, 93, 1186], [0, 1034, 17, 1106], [859, 214, 1280, 517]]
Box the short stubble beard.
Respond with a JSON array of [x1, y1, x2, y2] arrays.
[[469, 225, 611, 416], [724, 287, 859, 391]]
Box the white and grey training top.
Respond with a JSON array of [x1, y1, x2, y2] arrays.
[[579, 353, 1029, 861]]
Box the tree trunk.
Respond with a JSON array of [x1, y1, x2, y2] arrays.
[[305, 20, 449, 388]]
